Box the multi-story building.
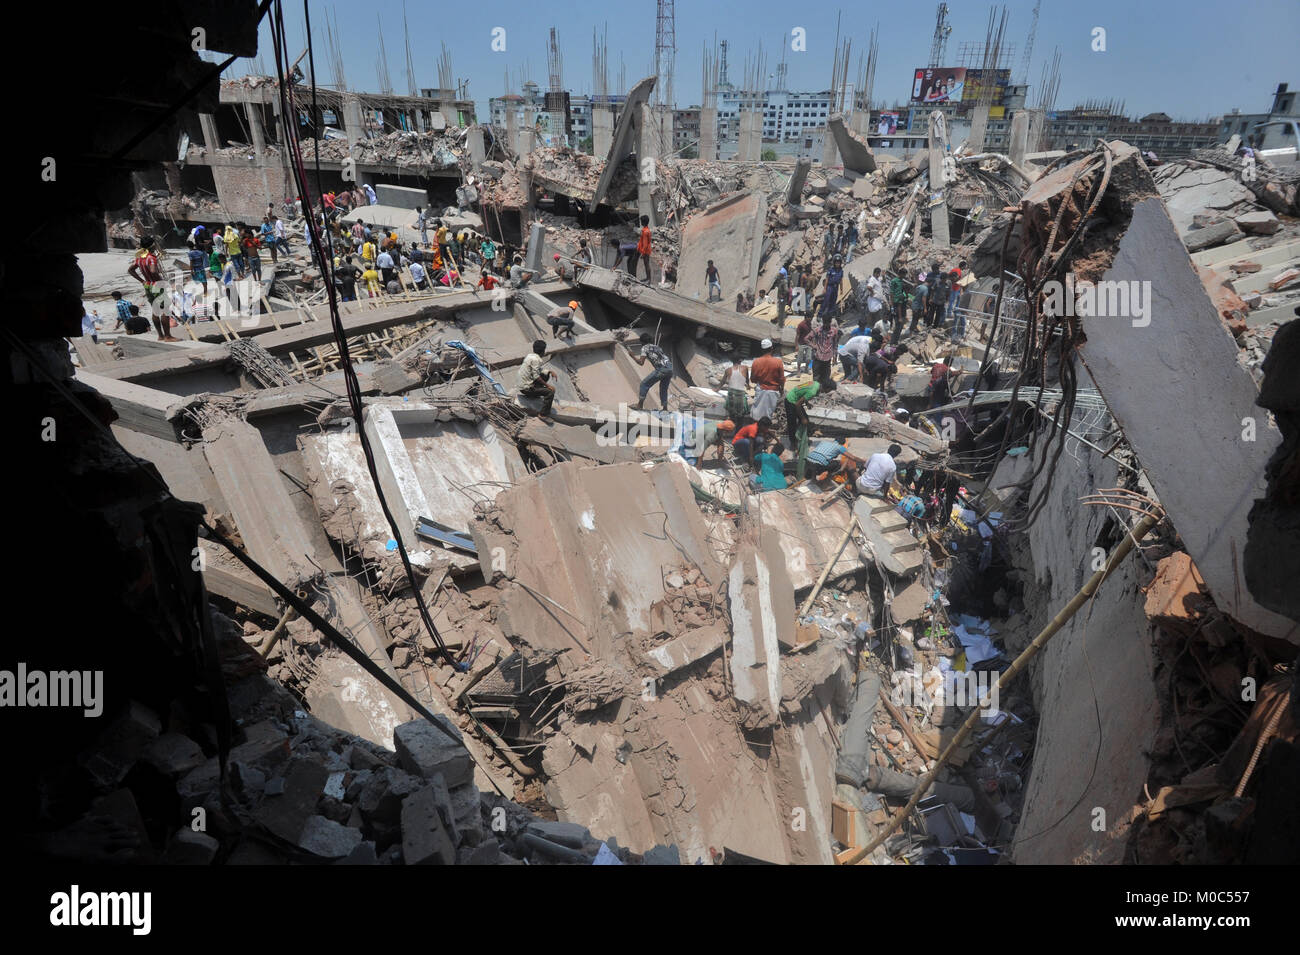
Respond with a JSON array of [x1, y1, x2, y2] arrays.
[[717, 88, 834, 144], [672, 107, 701, 151], [1219, 82, 1299, 155]]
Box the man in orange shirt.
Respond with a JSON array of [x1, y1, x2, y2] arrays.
[[636, 215, 653, 282], [731, 417, 773, 468], [749, 338, 786, 421]]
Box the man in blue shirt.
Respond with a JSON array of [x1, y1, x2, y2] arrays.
[[804, 438, 867, 485], [112, 290, 132, 330]]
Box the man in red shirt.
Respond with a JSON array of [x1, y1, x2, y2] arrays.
[[794, 315, 813, 374], [749, 338, 786, 422], [127, 236, 174, 341], [636, 215, 653, 282], [476, 270, 501, 292], [732, 417, 773, 467]]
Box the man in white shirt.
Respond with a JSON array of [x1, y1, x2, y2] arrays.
[[410, 261, 428, 289], [857, 443, 901, 496]]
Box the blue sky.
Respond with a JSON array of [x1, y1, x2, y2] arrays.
[[239, 0, 1298, 121]]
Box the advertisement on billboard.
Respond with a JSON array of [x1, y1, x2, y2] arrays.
[[876, 111, 900, 135], [911, 67, 966, 104]]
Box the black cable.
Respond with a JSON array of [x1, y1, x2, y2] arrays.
[[271, 0, 457, 668]]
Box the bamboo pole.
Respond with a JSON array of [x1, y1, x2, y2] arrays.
[[838, 510, 1161, 865], [798, 511, 859, 618]]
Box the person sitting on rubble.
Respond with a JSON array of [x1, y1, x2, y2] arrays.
[[361, 262, 382, 298], [856, 444, 902, 498], [661, 259, 678, 289], [123, 304, 150, 335], [517, 339, 557, 418], [751, 440, 789, 492], [731, 417, 773, 468], [546, 301, 580, 340]]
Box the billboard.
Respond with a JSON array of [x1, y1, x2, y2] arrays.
[[876, 111, 900, 135], [911, 67, 966, 104], [964, 68, 1013, 106]]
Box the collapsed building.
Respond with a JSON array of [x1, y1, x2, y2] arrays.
[[9, 0, 1300, 868]]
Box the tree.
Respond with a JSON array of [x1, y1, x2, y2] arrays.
[[761, 148, 778, 161], [579, 136, 594, 154], [681, 144, 698, 159]]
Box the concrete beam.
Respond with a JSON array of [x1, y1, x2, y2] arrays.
[[577, 266, 796, 345], [75, 369, 184, 441]]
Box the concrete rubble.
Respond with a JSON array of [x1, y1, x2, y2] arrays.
[[35, 29, 1300, 870]]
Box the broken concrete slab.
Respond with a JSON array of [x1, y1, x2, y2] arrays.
[[727, 533, 794, 729], [1234, 209, 1281, 235], [591, 76, 655, 208], [1183, 218, 1243, 253], [827, 114, 877, 175], [299, 814, 364, 858], [677, 191, 768, 305], [1025, 142, 1296, 642]]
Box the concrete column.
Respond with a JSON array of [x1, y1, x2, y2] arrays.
[[243, 101, 266, 159], [505, 107, 518, 157], [821, 122, 839, 167], [593, 106, 614, 157], [467, 125, 486, 171], [1026, 108, 1045, 154], [638, 103, 662, 227], [199, 113, 221, 154], [927, 110, 950, 248], [699, 106, 718, 160], [521, 107, 536, 155], [1009, 110, 1029, 167], [440, 102, 458, 128], [968, 103, 990, 153], [786, 157, 811, 205], [342, 94, 366, 147]]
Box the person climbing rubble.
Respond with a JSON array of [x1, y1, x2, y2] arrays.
[[546, 301, 580, 340], [630, 332, 674, 411]]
